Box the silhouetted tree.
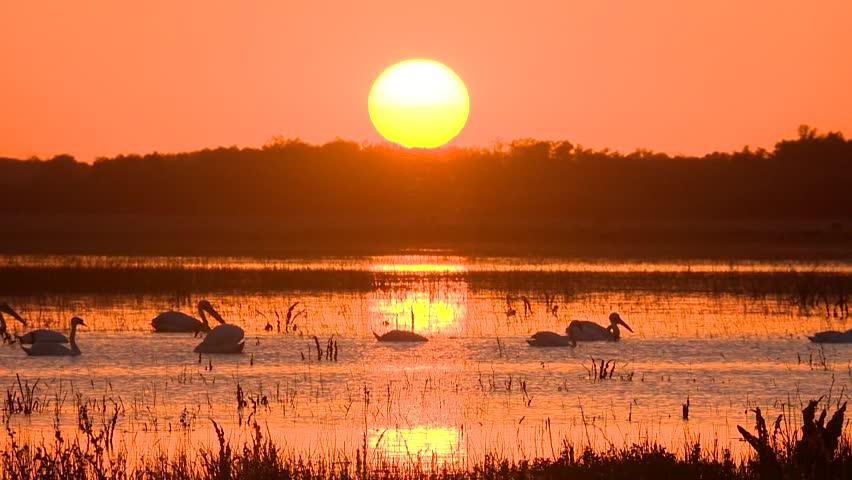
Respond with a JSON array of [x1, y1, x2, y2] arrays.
[[0, 128, 849, 234]]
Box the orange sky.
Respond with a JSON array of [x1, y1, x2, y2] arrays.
[[2, 1, 851, 161]]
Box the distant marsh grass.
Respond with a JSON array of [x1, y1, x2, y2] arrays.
[[1, 265, 849, 310]]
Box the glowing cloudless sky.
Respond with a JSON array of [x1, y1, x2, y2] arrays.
[[1, 1, 851, 161]]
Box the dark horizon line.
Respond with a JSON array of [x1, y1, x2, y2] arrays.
[[2, 124, 845, 164]]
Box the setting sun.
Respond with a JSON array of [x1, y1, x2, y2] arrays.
[[3, 2, 852, 478], [368, 59, 469, 148]]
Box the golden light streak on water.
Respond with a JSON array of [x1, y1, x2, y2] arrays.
[[371, 426, 463, 461], [369, 281, 468, 335], [0, 254, 850, 466]]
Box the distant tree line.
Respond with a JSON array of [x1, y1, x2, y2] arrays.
[[1, 125, 849, 225]]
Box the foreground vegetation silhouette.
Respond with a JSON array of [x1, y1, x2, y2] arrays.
[[1, 398, 849, 479], [1, 126, 850, 256]]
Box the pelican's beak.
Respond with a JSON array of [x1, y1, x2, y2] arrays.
[[210, 308, 225, 324], [0, 304, 26, 326], [202, 302, 226, 324], [618, 318, 633, 333]]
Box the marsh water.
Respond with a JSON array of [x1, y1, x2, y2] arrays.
[[1, 254, 850, 464]]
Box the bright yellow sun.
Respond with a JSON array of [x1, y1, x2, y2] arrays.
[[368, 59, 470, 149]]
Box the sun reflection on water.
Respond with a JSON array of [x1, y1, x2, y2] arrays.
[[1, 254, 851, 466], [371, 426, 463, 461], [369, 281, 468, 335], [368, 257, 469, 335], [369, 256, 467, 274]]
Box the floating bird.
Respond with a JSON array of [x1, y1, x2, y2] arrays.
[[373, 307, 429, 343], [373, 330, 429, 342], [194, 324, 245, 353], [193, 305, 245, 354], [152, 300, 224, 333], [808, 329, 852, 343], [0, 302, 26, 344], [567, 312, 633, 342], [22, 317, 85, 356], [16, 305, 75, 345], [17, 327, 69, 344], [526, 330, 576, 347]]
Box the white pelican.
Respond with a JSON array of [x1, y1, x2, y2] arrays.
[[193, 306, 245, 354], [22, 317, 85, 356], [373, 330, 428, 342], [526, 331, 576, 347], [17, 328, 69, 344], [152, 300, 224, 333], [567, 312, 633, 342], [0, 302, 26, 344], [17, 307, 73, 344], [808, 329, 852, 344]]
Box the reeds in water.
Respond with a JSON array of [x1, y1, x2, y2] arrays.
[[2, 398, 852, 479]]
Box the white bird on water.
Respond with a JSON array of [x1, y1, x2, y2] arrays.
[[21, 317, 86, 356], [373, 308, 428, 342], [567, 312, 633, 342], [191, 302, 245, 354], [152, 300, 224, 333], [808, 329, 852, 344], [526, 330, 576, 347], [17, 307, 75, 344], [0, 302, 27, 344], [373, 330, 429, 342]]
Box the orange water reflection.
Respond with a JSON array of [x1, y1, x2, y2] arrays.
[[371, 426, 463, 461], [369, 255, 467, 274], [5, 254, 851, 273], [368, 258, 468, 335], [369, 281, 468, 335], [2, 254, 851, 467]]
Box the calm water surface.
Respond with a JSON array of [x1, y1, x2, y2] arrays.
[[1, 254, 850, 463]]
